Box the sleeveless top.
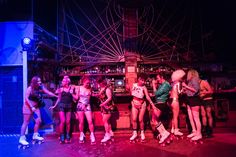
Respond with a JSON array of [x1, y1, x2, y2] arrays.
[[28, 86, 43, 103], [78, 86, 91, 105], [60, 87, 73, 105], [199, 80, 213, 100], [99, 86, 113, 106], [131, 83, 145, 99], [171, 82, 182, 99]]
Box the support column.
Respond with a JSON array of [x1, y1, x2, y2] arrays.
[[123, 8, 138, 88]]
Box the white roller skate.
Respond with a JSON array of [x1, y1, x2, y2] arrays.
[[173, 129, 184, 140], [140, 130, 146, 143], [101, 133, 111, 145], [18, 135, 29, 149], [79, 132, 85, 143], [156, 123, 171, 146], [130, 130, 138, 143], [90, 132, 96, 145], [191, 134, 203, 144], [187, 130, 197, 139], [32, 133, 44, 144]]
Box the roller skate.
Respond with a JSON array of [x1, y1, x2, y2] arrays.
[[32, 133, 44, 144], [59, 134, 65, 144], [79, 132, 85, 144], [172, 129, 184, 140], [65, 133, 71, 144], [101, 133, 112, 145], [205, 126, 213, 138], [158, 132, 171, 146], [129, 131, 138, 143], [156, 123, 172, 146], [191, 134, 203, 144], [140, 130, 146, 143], [109, 130, 115, 142], [90, 132, 96, 145], [18, 135, 29, 149], [186, 130, 196, 141]]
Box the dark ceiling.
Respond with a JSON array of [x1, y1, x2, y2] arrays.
[[0, 0, 235, 63]]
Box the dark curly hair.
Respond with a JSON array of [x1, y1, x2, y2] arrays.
[[157, 71, 169, 80], [97, 76, 107, 86], [138, 73, 148, 81]]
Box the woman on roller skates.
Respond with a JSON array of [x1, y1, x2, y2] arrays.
[[50, 76, 77, 144], [151, 72, 172, 146], [199, 78, 214, 138], [170, 69, 186, 138], [19, 76, 57, 148], [97, 77, 115, 144], [129, 73, 155, 143], [76, 76, 96, 144], [183, 69, 203, 143]]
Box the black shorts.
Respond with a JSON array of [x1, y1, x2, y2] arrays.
[[58, 103, 72, 112], [202, 99, 214, 107], [101, 104, 116, 114], [154, 102, 168, 112], [58, 107, 72, 112], [186, 96, 201, 107], [154, 102, 172, 121]]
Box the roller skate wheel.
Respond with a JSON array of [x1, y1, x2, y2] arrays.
[[130, 140, 136, 143], [101, 142, 106, 146], [65, 140, 71, 144]]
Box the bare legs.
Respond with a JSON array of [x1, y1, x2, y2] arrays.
[[187, 105, 202, 140], [130, 105, 146, 141], [59, 111, 71, 143], [171, 101, 183, 135], [19, 109, 42, 145], [201, 105, 213, 137], [77, 111, 95, 143]]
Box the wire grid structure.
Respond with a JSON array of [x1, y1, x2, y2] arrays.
[[57, 0, 208, 67]]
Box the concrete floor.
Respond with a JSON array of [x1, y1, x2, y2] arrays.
[[1, 128, 236, 157]]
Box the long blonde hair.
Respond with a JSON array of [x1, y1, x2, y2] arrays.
[[187, 69, 199, 81]]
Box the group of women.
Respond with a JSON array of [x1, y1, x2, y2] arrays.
[[129, 69, 214, 144], [18, 68, 214, 147], [19, 75, 114, 146]]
